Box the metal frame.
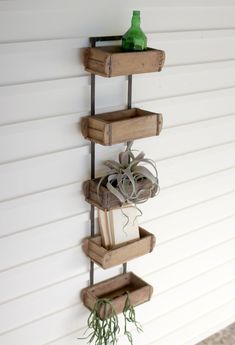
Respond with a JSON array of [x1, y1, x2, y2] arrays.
[[89, 35, 132, 285]]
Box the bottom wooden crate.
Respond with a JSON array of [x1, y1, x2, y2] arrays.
[[81, 272, 153, 319], [83, 227, 156, 269]]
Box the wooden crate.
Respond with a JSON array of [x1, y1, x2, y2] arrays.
[[81, 108, 163, 145], [83, 227, 156, 268], [83, 176, 158, 210], [81, 272, 153, 318], [84, 46, 165, 77]]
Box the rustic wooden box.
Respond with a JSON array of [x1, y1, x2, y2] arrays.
[[84, 46, 165, 77], [81, 272, 153, 318], [83, 227, 156, 269], [83, 176, 158, 210], [81, 108, 163, 145]]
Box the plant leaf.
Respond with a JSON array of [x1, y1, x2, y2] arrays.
[[134, 166, 158, 184], [97, 175, 107, 202], [126, 141, 134, 152], [123, 169, 136, 195], [106, 182, 126, 203], [140, 158, 158, 175], [119, 151, 129, 166], [134, 151, 145, 161], [104, 160, 121, 170]]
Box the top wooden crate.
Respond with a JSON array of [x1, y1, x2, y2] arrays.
[[84, 46, 165, 77]]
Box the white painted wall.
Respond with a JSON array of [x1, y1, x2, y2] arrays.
[[0, 1, 235, 345]]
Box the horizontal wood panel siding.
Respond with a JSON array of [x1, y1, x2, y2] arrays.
[[0, 2, 235, 345]]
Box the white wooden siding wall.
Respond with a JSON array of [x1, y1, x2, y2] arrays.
[[0, 1, 235, 345]]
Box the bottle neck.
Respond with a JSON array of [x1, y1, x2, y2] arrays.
[[131, 15, 140, 28]]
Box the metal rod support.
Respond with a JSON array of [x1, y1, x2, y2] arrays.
[[90, 66, 96, 286], [123, 75, 133, 274], [127, 75, 132, 109], [90, 261, 94, 286]]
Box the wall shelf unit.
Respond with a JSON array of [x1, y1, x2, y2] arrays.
[[81, 35, 165, 314]]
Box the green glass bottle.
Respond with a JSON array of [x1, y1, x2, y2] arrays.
[[122, 10, 147, 51]]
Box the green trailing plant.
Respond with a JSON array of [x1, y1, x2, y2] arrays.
[[97, 141, 159, 207], [123, 292, 143, 345], [80, 293, 143, 345], [80, 298, 120, 345]]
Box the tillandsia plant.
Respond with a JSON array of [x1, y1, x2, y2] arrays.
[[97, 141, 159, 207], [80, 293, 143, 345]]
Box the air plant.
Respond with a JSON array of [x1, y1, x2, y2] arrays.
[[97, 141, 159, 206], [80, 293, 143, 345]]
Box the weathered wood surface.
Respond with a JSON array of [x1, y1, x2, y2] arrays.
[[81, 108, 163, 145], [83, 176, 158, 210], [81, 272, 153, 318], [83, 227, 156, 268], [84, 46, 165, 77]]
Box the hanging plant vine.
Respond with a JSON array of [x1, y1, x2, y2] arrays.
[[79, 293, 143, 345], [79, 298, 120, 345], [123, 292, 143, 345]]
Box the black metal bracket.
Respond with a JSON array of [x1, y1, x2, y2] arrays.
[[89, 35, 132, 285]]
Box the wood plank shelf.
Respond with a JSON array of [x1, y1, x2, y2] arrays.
[[83, 227, 156, 269], [81, 108, 163, 145], [83, 176, 158, 210], [84, 46, 165, 77], [81, 272, 153, 318]]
